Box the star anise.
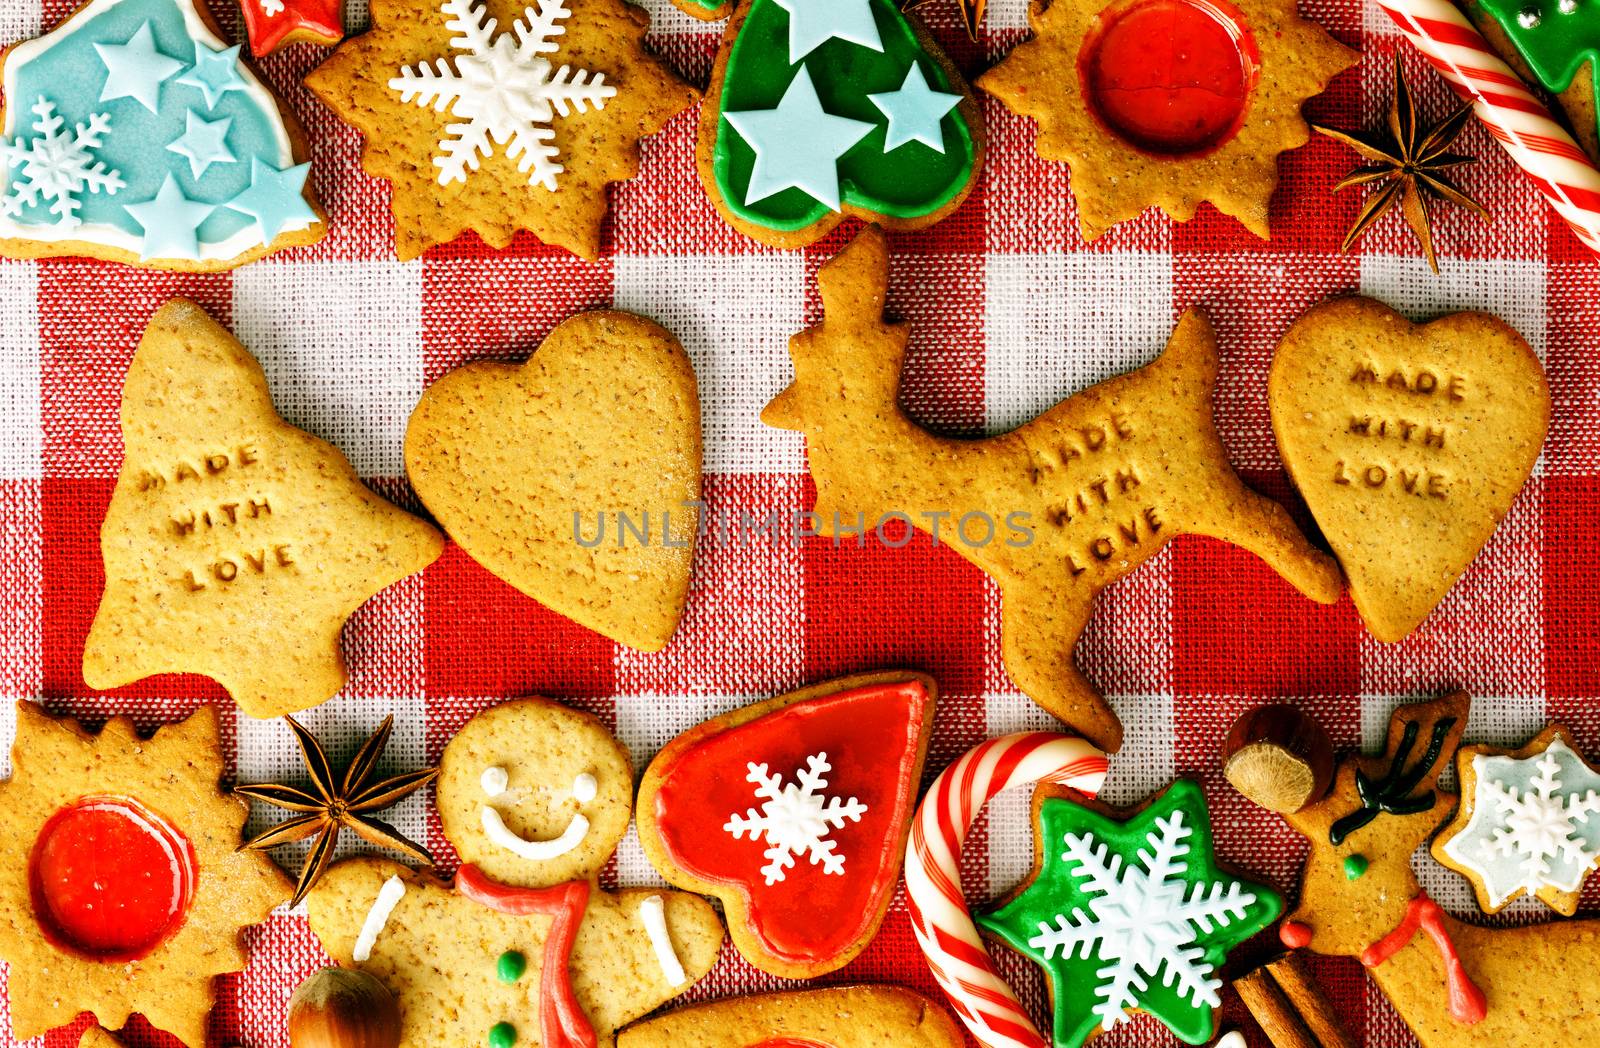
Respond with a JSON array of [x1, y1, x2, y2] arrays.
[[1313, 52, 1490, 272], [236, 715, 439, 906]]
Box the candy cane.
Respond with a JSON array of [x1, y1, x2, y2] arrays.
[[904, 732, 1109, 1048], [1376, 0, 1600, 258]]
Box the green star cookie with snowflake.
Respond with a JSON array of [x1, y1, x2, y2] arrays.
[[978, 779, 1282, 1047]]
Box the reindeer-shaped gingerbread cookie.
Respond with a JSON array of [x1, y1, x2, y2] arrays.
[[1278, 692, 1600, 1047], [763, 227, 1342, 751], [305, 699, 724, 1048]]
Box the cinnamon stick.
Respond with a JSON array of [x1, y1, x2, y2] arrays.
[[1233, 952, 1359, 1048]]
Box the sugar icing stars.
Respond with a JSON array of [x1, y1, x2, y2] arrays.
[[724, 66, 874, 210], [124, 174, 215, 260], [167, 112, 235, 178], [225, 158, 317, 241], [868, 63, 960, 153], [175, 42, 251, 111], [95, 21, 185, 114], [770, 0, 883, 62]]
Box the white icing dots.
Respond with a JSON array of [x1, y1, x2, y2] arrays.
[[572, 772, 597, 804], [353, 875, 406, 962], [639, 894, 686, 987], [481, 765, 509, 798]]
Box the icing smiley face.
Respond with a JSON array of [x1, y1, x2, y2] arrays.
[[437, 698, 633, 887]]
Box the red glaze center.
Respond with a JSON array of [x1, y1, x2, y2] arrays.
[[29, 797, 197, 961], [1079, 0, 1258, 156]]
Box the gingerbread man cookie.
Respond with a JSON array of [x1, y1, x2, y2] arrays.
[[305, 698, 725, 1048]]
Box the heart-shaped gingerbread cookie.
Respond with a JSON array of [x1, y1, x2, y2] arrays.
[[405, 311, 701, 651], [1269, 297, 1549, 641]]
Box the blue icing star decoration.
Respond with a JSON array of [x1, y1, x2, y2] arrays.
[[176, 41, 250, 111], [167, 111, 234, 178], [723, 66, 874, 210], [0, 0, 323, 263], [977, 781, 1282, 1047], [94, 20, 186, 114], [123, 172, 216, 259], [868, 63, 961, 153], [225, 157, 316, 242], [770, 0, 882, 63]]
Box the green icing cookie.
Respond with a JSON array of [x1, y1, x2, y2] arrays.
[[1477, 0, 1600, 141], [712, 0, 976, 232], [978, 780, 1282, 1048]]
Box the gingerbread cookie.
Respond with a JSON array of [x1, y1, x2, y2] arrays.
[[0, 0, 325, 269], [1269, 296, 1550, 642], [1468, 0, 1599, 163], [764, 227, 1341, 752], [1433, 725, 1600, 916], [637, 671, 936, 978], [405, 310, 700, 653], [306, 698, 724, 1048], [1269, 693, 1600, 1045], [83, 299, 444, 718], [79, 1028, 128, 1048], [0, 703, 290, 1047], [978, 0, 1356, 241], [306, 0, 697, 260], [978, 779, 1282, 1047], [616, 985, 966, 1047], [687, 0, 982, 247], [437, 697, 634, 888]]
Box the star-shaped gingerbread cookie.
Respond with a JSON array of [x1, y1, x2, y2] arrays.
[[305, 0, 699, 259], [83, 299, 443, 718], [0, 703, 290, 1047], [979, 0, 1357, 240]]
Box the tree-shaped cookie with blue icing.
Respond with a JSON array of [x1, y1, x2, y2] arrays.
[[0, 0, 324, 269], [978, 779, 1282, 1047], [676, 0, 983, 247]]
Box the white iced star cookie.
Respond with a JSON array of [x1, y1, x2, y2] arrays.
[[435, 697, 634, 888], [1434, 725, 1600, 916], [306, 0, 697, 259], [0, 0, 324, 269]]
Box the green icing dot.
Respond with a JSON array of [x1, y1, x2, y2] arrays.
[[496, 949, 526, 983], [488, 1021, 517, 1048], [1343, 854, 1370, 880]]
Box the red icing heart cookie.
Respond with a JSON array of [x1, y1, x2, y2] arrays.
[[638, 672, 936, 978]]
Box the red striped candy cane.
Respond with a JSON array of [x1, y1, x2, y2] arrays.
[[905, 732, 1109, 1048], [1376, 0, 1600, 258]]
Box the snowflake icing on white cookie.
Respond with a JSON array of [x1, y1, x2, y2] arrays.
[[724, 752, 867, 885], [1029, 809, 1258, 1032], [389, 0, 616, 191], [2, 98, 125, 228], [1445, 738, 1600, 906]]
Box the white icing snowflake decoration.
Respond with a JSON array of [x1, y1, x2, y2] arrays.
[[389, 0, 616, 191], [1029, 810, 1258, 1032], [724, 752, 867, 885], [2, 97, 125, 229], [1445, 738, 1600, 906]]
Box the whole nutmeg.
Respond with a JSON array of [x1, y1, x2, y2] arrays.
[[288, 968, 402, 1048], [1222, 704, 1335, 814]]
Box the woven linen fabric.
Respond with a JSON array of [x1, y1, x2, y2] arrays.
[[0, 0, 1596, 1042]]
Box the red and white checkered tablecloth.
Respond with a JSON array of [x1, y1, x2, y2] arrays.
[[1, 0, 1597, 1042]]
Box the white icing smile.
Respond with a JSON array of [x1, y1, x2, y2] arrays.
[[353, 875, 406, 962], [640, 894, 686, 986], [480, 766, 597, 861]]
